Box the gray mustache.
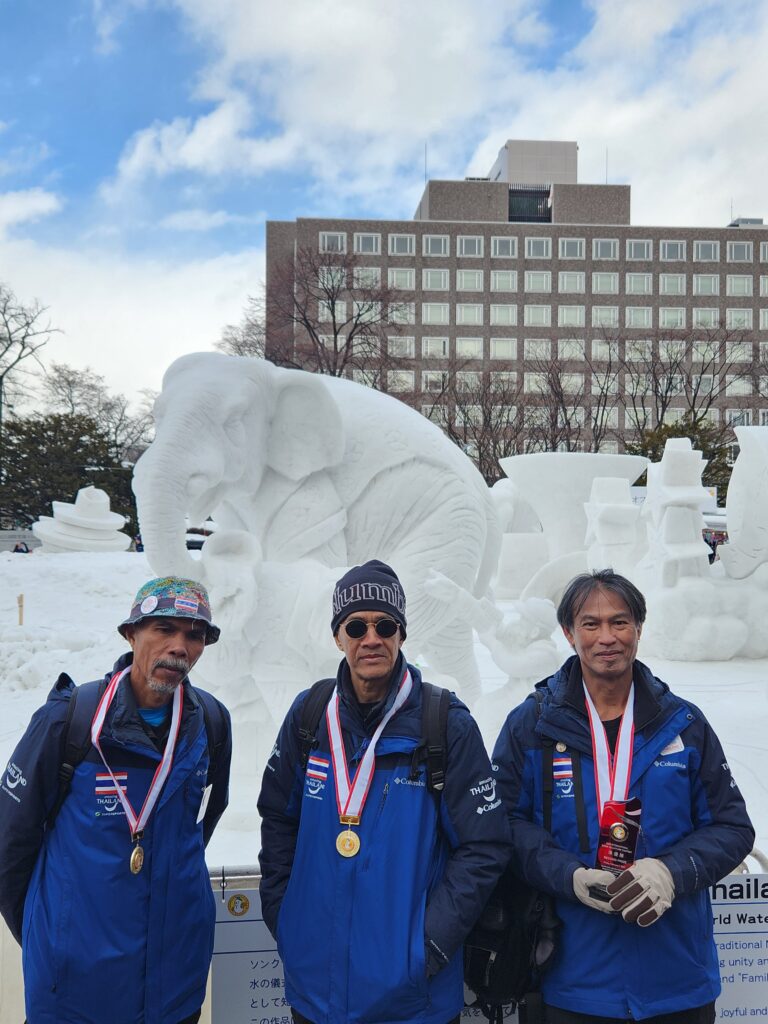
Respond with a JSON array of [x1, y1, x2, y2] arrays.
[[152, 657, 190, 675]]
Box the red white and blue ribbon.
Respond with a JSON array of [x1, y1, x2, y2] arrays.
[[583, 682, 634, 819], [326, 668, 413, 820], [91, 666, 184, 838]]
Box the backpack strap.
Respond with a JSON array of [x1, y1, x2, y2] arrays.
[[420, 681, 451, 793], [46, 676, 107, 831], [196, 688, 228, 783], [298, 678, 337, 770]]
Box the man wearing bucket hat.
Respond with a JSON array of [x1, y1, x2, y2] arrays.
[[258, 559, 510, 1024], [0, 576, 232, 1024]]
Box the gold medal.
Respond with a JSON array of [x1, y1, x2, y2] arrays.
[[130, 843, 144, 874], [336, 829, 361, 858]]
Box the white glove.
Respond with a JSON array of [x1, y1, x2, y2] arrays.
[[607, 858, 675, 927], [572, 867, 619, 914]]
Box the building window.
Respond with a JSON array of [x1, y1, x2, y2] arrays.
[[592, 272, 619, 294], [558, 305, 585, 327], [490, 371, 517, 390], [725, 341, 752, 361], [389, 302, 415, 324], [693, 308, 720, 328], [491, 270, 517, 292], [559, 271, 585, 293], [524, 338, 551, 359], [525, 270, 552, 292], [625, 273, 652, 295], [456, 371, 482, 391], [490, 304, 518, 326], [592, 306, 619, 328], [353, 266, 381, 288], [659, 307, 686, 329], [456, 337, 483, 359], [559, 238, 585, 259], [693, 240, 719, 262], [626, 306, 653, 328], [319, 231, 346, 253], [726, 308, 753, 329], [456, 303, 483, 325], [389, 233, 415, 256], [560, 373, 584, 393], [626, 239, 652, 260], [318, 266, 346, 289], [760, 309, 768, 330], [726, 274, 754, 297], [693, 274, 719, 296], [659, 339, 686, 361], [353, 300, 381, 324], [727, 408, 752, 426], [659, 274, 686, 296], [525, 237, 552, 259], [457, 235, 484, 258], [422, 336, 449, 358], [422, 268, 449, 291], [422, 370, 449, 392], [388, 336, 415, 358], [726, 377, 753, 397], [592, 338, 619, 361], [422, 302, 449, 325], [524, 372, 548, 394], [490, 337, 517, 359], [761, 242, 768, 263], [388, 268, 415, 289], [558, 338, 585, 360], [523, 304, 551, 326], [422, 403, 449, 426], [692, 339, 719, 362], [592, 238, 618, 260], [349, 336, 379, 356], [491, 236, 517, 258], [761, 276, 768, 297], [423, 234, 449, 256], [353, 232, 380, 255], [727, 240, 753, 262], [318, 299, 346, 322], [457, 269, 484, 291], [625, 339, 652, 362], [388, 370, 415, 392], [660, 240, 686, 261]]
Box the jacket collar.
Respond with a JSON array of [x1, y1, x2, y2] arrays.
[[337, 651, 412, 731], [100, 651, 201, 744]]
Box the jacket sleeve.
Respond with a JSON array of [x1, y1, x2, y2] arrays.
[[203, 699, 233, 847], [0, 697, 69, 945], [657, 710, 755, 894], [492, 698, 584, 900], [423, 705, 512, 973], [256, 693, 306, 939]]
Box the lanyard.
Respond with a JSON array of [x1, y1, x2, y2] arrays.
[[91, 666, 184, 840], [583, 681, 634, 819], [326, 668, 412, 822]]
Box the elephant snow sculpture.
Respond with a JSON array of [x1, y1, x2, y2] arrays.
[[133, 353, 502, 695]]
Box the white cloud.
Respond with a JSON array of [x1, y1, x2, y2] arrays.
[[0, 188, 61, 235], [159, 207, 263, 231]]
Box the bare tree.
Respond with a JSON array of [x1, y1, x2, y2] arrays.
[[0, 284, 58, 459], [216, 293, 266, 358], [265, 244, 416, 384]]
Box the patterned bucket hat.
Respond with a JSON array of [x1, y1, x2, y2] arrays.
[[117, 577, 220, 645]]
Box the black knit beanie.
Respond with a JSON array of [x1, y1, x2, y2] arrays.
[[331, 559, 407, 637]]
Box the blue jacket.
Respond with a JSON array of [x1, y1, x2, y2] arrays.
[[492, 656, 755, 1021], [257, 656, 510, 1024], [0, 653, 232, 1024]]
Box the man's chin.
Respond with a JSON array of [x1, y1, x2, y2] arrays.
[[147, 677, 181, 695]]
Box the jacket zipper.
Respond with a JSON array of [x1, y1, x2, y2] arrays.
[[361, 783, 389, 870]]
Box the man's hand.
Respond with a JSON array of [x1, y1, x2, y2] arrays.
[[573, 868, 619, 913], [607, 858, 675, 926]]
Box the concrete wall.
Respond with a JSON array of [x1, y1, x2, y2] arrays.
[[414, 180, 509, 222], [490, 139, 578, 185], [551, 183, 631, 225]]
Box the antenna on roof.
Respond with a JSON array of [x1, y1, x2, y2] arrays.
[[605, 147, 608, 185]]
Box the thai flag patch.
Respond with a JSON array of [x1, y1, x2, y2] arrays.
[[95, 772, 127, 795], [306, 756, 329, 781], [174, 597, 199, 614], [552, 756, 573, 780]]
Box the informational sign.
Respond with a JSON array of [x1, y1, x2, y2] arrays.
[[210, 873, 768, 1024], [711, 873, 768, 1019]]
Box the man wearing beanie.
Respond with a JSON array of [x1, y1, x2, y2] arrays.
[[258, 559, 510, 1024], [0, 577, 232, 1024]]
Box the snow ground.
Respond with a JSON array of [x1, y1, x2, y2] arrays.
[[0, 550, 765, 864]]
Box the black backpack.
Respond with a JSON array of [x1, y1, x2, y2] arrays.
[[45, 673, 229, 830]]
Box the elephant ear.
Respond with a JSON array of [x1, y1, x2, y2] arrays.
[[267, 375, 344, 480]]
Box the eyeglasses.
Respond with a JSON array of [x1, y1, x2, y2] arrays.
[[342, 618, 400, 640]]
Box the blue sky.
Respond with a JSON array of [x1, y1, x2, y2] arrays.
[[1, 0, 766, 402]]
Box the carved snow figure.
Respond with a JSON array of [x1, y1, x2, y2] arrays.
[[584, 477, 644, 575], [132, 353, 501, 698], [32, 486, 130, 553], [719, 426, 768, 580], [489, 478, 547, 599]]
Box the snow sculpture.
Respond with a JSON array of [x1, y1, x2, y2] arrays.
[[499, 451, 648, 604], [32, 486, 130, 553], [489, 478, 547, 599], [584, 478, 643, 575], [719, 426, 768, 579], [133, 353, 502, 706]]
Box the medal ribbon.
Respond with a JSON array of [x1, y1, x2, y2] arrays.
[[327, 668, 413, 820], [583, 681, 634, 819], [91, 666, 184, 838]]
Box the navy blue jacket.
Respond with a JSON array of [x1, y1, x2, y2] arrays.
[[258, 656, 510, 1024], [0, 653, 232, 1024], [492, 656, 755, 1020]]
